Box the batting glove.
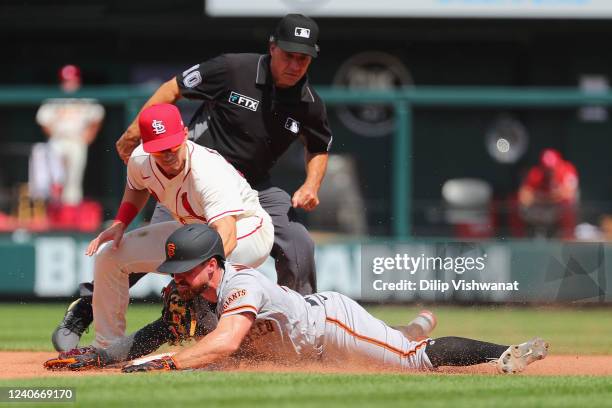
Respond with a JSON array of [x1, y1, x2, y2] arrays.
[[122, 355, 178, 373]]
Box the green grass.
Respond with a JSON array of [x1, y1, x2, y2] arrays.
[[0, 303, 161, 351], [1, 372, 611, 408], [369, 305, 612, 355], [1, 303, 610, 408], [2, 303, 611, 354]]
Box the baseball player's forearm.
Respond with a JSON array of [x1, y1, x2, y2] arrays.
[[125, 79, 182, 138], [292, 150, 328, 210], [117, 78, 182, 162], [120, 186, 150, 214], [172, 313, 253, 369], [210, 216, 238, 257]]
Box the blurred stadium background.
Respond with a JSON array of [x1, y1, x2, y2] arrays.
[[0, 0, 611, 304]]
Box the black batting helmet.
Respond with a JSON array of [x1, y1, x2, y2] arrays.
[[157, 224, 225, 275]]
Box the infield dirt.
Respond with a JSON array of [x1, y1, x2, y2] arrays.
[[2, 352, 611, 379]]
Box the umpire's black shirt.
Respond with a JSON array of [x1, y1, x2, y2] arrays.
[[176, 53, 333, 187]]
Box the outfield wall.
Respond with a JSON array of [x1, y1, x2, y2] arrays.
[[1, 235, 609, 303]]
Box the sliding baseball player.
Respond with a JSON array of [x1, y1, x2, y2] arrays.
[[46, 224, 548, 374]]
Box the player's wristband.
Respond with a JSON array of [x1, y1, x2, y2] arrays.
[[114, 202, 138, 227]]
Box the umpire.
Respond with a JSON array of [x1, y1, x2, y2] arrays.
[[52, 13, 332, 351]]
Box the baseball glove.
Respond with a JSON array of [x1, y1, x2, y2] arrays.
[[161, 281, 197, 344], [44, 346, 109, 371], [122, 355, 178, 373]]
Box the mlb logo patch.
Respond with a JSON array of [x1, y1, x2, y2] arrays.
[[294, 27, 310, 38], [228, 91, 259, 112], [285, 118, 300, 134]]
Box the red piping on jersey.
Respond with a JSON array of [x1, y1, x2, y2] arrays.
[[208, 209, 244, 225], [147, 158, 165, 190], [149, 188, 160, 202], [325, 317, 428, 358], [237, 216, 263, 240], [182, 144, 194, 183], [181, 192, 207, 222], [221, 304, 258, 316]]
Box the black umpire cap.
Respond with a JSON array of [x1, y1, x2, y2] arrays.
[[271, 14, 320, 58], [157, 224, 225, 275]]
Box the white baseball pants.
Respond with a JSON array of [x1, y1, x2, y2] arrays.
[[49, 138, 87, 205], [317, 292, 433, 370]]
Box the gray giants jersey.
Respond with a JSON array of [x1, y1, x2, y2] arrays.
[[210, 262, 326, 361]]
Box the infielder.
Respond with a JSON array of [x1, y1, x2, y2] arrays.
[[46, 224, 548, 374], [72, 103, 273, 349], [53, 13, 331, 350]]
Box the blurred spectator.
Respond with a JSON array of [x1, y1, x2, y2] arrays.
[[28, 65, 104, 231], [574, 215, 612, 241], [518, 148, 579, 239], [29, 65, 105, 229]]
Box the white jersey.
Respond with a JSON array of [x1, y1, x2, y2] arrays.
[[205, 262, 326, 361], [36, 98, 105, 142], [127, 141, 264, 225]]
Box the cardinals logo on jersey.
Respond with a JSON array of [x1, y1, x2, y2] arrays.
[[167, 242, 176, 258]]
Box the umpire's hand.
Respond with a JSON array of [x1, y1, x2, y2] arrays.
[[116, 124, 141, 164], [292, 184, 320, 211]]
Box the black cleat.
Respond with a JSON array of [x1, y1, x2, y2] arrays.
[[51, 297, 93, 352]]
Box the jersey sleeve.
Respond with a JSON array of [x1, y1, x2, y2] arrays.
[[301, 100, 333, 154], [87, 103, 105, 122], [176, 55, 228, 101], [198, 160, 245, 224], [35, 103, 54, 127], [219, 273, 265, 318], [126, 158, 146, 191]]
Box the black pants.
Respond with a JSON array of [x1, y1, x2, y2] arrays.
[[257, 185, 316, 295]]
